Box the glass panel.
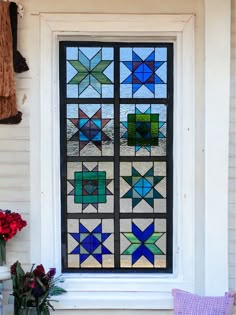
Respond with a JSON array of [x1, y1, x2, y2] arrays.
[[120, 218, 166, 268], [120, 47, 167, 98], [120, 104, 167, 156], [66, 47, 114, 98], [67, 104, 114, 156], [67, 162, 114, 213], [120, 161, 166, 213], [68, 218, 114, 268]]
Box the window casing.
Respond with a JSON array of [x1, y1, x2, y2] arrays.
[[35, 14, 197, 309], [59, 42, 173, 272]]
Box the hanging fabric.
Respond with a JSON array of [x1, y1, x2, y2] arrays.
[[0, 1, 22, 124], [10, 2, 29, 73]]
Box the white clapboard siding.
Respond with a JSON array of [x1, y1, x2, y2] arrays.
[[0, 152, 30, 164], [229, 0, 236, 298], [0, 201, 30, 212], [0, 140, 29, 152], [0, 0, 31, 276]]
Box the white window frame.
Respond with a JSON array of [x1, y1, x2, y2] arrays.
[[30, 12, 228, 310]]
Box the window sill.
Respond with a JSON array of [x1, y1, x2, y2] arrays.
[[52, 291, 173, 310]]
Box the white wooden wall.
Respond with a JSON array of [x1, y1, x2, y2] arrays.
[[0, 0, 31, 267]]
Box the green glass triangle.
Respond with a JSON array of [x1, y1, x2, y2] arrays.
[[145, 243, 164, 255], [123, 189, 133, 198], [80, 246, 89, 254], [80, 233, 89, 242], [93, 245, 102, 254]]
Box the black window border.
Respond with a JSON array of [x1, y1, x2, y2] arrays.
[[59, 41, 173, 273]]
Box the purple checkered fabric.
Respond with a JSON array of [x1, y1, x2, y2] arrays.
[[172, 289, 235, 315]]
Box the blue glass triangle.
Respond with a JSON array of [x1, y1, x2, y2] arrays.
[[143, 64, 153, 73], [70, 245, 80, 254], [92, 131, 102, 141], [93, 254, 102, 264], [132, 51, 142, 62], [146, 51, 155, 61], [80, 253, 90, 264], [154, 75, 164, 84], [93, 223, 102, 233], [70, 233, 80, 243], [143, 71, 153, 82], [79, 223, 89, 233], [121, 122, 128, 128], [144, 107, 151, 114], [101, 232, 111, 242], [133, 84, 142, 94], [122, 74, 132, 84], [155, 61, 164, 70], [93, 119, 102, 128], [102, 245, 111, 254], [79, 119, 89, 128], [158, 132, 165, 138], [145, 83, 155, 93], [79, 133, 89, 141], [135, 146, 141, 152], [123, 61, 133, 71]]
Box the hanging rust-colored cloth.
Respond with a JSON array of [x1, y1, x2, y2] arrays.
[[0, 1, 22, 124], [10, 2, 29, 73]]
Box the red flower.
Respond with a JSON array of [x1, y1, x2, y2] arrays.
[[33, 264, 45, 278], [0, 210, 27, 241]]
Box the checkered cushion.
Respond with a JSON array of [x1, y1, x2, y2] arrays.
[[172, 289, 235, 315]]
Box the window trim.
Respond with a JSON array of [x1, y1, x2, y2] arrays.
[[32, 13, 195, 309]]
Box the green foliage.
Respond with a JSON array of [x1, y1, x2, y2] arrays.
[[11, 261, 66, 315]]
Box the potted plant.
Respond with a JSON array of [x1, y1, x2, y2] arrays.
[[11, 261, 67, 315]]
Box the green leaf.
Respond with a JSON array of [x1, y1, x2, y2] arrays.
[[50, 285, 67, 296]]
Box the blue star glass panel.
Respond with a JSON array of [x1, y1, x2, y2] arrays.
[[120, 161, 166, 213], [67, 104, 114, 156], [66, 47, 114, 98], [68, 219, 114, 268], [120, 47, 167, 98], [120, 219, 166, 268]]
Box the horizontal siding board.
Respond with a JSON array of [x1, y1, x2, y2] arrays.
[[0, 177, 30, 189], [0, 152, 29, 164], [0, 140, 29, 152], [0, 165, 29, 176], [0, 189, 30, 202], [0, 127, 29, 140], [0, 202, 30, 212]]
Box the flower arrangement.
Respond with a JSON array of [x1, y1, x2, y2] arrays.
[[11, 261, 66, 315], [0, 210, 27, 265]]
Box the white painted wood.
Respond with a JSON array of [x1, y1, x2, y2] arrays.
[[0, 140, 29, 152], [229, 0, 236, 303], [0, 165, 29, 177], [204, 0, 231, 295], [0, 152, 29, 164], [33, 13, 195, 310], [0, 189, 29, 202]]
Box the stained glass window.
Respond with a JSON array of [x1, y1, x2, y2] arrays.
[[60, 42, 173, 272]]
